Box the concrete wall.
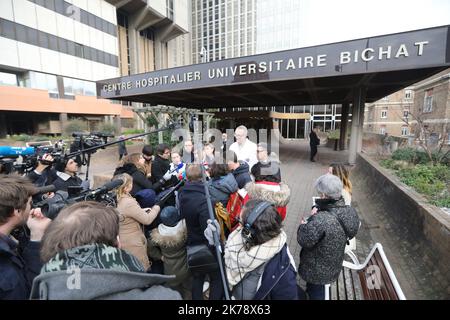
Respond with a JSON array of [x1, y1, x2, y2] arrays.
[[351, 153, 450, 279]]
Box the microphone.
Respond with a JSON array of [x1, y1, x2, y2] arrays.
[[34, 184, 56, 195], [88, 179, 123, 196], [32, 184, 56, 203], [0, 146, 35, 157], [170, 162, 184, 173]]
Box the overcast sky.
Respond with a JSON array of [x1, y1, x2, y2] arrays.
[[298, 0, 450, 46]]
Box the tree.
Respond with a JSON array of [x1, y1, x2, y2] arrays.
[[401, 110, 449, 165]]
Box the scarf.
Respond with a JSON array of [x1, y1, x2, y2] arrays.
[[41, 243, 145, 274], [224, 227, 287, 288]]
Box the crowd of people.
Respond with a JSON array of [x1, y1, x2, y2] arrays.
[[0, 125, 360, 300]]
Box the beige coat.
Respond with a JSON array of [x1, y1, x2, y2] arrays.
[[117, 194, 160, 270]]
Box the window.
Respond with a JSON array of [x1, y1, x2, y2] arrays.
[[27, 28, 39, 46], [381, 110, 387, 119], [38, 32, 49, 48], [74, 43, 83, 58], [88, 13, 96, 28], [48, 34, 58, 51], [15, 24, 27, 43], [401, 127, 409, 136], [403, 110, 409, 119], [54, 0, 64, 14], [80, 10, 89, 25], [423, 88, 433, 112], [0, 72, 18, 86], [73, 79, 84, 95], [63, 77, 73, 94], [380, 127, 386, 135], [44, 0, 55, 11], [404, 89, 412, 100], [83, 81, 96, 96], [67, 41, 75, 56], [0, 19, 16, 39], [58, 37, 68, 54]]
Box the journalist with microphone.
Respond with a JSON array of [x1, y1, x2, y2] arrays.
[[0, 174, 52, 299]]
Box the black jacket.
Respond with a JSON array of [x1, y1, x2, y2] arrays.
[[309, 131, 320, 146], [113, 163, 161, 196], [151, 156, 178, 189], [232, 161, 252, 189], [297, 198, 360, 285], [53, 172, 83, 192], [255, 244, 298, 300], [178, 181, 210, 246], [0, 233, 42, 300], [118, 141, 128, 156], [27, 167, 57, 187]]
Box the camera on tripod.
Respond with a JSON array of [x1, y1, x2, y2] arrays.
[[71, 131, 113, 154]]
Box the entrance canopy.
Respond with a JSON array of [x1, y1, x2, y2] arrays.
[[97, 25, 450, 108]]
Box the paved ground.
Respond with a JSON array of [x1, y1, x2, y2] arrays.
[[86, 139, 448, 299], [278, 140, 448, 300]]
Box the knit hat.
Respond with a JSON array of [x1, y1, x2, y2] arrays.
[[135, 189, 156, 208], [54, 156, 77, 172], [159, 206, 181, 227]]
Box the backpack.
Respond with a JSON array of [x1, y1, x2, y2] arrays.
[[226, 191, 245, 230]]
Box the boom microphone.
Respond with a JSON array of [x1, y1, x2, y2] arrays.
[[88, 179, 123, 197], [34, 184, 56, 195]]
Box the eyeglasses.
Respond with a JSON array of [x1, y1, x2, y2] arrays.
[[257, 149, 265, 153]]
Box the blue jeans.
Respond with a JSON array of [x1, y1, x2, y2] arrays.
[[306, 283, 325, 300]]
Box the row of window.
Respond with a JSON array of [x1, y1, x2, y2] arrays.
[[0, 18, 118, 67], [0, 70, 97, 97], [379, 126, 409, 136], [28, 0, 117, 37]]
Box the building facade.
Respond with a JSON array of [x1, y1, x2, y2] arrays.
[[411, 69, 450, 143], [364, 68, 450, 142], [0, 0, 135, 137], [191, 0, 256, 64], [364, 89, 413, 137], [192, 0, 344, 139], [106, 0, 190, 129]]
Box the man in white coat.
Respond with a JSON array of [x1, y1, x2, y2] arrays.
[[229, 125, 258, 171]]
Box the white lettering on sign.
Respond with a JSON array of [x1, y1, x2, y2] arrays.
[[102, 39, 432, 94]]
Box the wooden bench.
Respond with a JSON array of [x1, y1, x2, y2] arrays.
[[325, 243, 406, 300]]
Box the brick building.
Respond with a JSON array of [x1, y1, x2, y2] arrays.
[[410, 68, 450, 143], [364, 88, 413, 137]]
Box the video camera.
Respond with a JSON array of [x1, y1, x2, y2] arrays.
[[0, 145, 64, 174], [32, 179, 123, 219], [71, 131, 113, 151]]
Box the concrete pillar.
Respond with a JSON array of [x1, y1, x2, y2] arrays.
[[59, 113, 68, 134], [0, 113, 7, 138], [348, 87, 366, 165], [357, 101, 366, 153], [158, 113, 164, 144], [339, 103, 350, 150], [114, 115, 121, 135]]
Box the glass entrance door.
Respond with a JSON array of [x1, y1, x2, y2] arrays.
[[279, 119, 306, 139]]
